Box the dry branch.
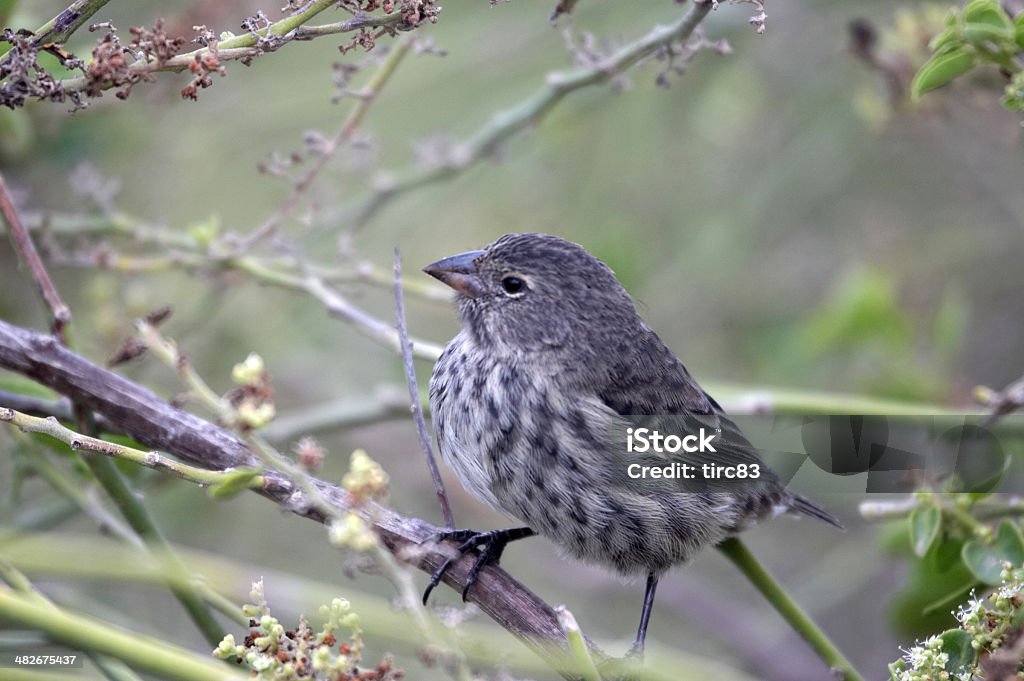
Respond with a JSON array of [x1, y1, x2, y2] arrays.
[[0, 318, 594, 678]]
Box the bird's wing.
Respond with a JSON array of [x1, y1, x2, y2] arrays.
[[594, 327, 781, 495], [595, 327, 843, 528]]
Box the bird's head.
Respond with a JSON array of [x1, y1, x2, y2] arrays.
[[424, 233, 638, 354]]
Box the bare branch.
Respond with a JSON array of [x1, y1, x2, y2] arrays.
[[342, 0, 715, 228], [393, 249, 454, 529], [234, 33, 417, 252], [977, 374, 1024, 427], [0, 173, 72, 341]]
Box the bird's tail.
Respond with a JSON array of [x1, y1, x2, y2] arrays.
[[788, 493, 844, 530]]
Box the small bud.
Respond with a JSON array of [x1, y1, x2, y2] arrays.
[[328, 513, 378, 551], [341, 449, 389, 501], [232, 352, 266, 385]]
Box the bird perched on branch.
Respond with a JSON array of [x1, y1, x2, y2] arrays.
[[421, 232, 841, 655]]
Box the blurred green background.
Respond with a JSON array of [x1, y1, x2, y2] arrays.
[[1, 0, 1023, 679]]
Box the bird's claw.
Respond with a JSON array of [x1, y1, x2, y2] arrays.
[[420, 527, 534, 605]]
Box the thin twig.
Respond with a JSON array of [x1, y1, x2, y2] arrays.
[[341, 0, 716, 229], [1, 409, 265, 489], [234, 33, 416, 252], [0, 389, 114, 432], [977, 374, 1024, 427], [297, 268, 443, 360], [262, 390, 413, 442], [859, 495, 1024, 522], [133, 319, 342, 522], [0, 173, 72, 342], [393, 249, 453, 529], [18, 0, 112, 49]]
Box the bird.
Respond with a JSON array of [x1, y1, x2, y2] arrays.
[[420, 232, 841, 656]]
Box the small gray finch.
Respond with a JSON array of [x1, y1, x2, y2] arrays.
[[422, 233, 841, 655]]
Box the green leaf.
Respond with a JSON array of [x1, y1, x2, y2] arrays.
[[1016, 12, 1024, 49], [994, 519, 1024, 562], [890, 536, 976, 636], [207, 468, 261, 499], [964, 0, 1008, 21], [961, 520, 1024, 584], [929, 8, 963, 52], [939, 629, 978, 674], [910, 505, 942, 557], [921, 581, 978, 615], [963, 22, 1016, 48], [912, 46, 977, 101], [962, 0, 1015, 44]]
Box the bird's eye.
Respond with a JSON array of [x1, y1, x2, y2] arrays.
[[500, 275, 527, 296]]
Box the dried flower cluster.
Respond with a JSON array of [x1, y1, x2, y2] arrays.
[[0, 28, 85, 109], [86, 20, 186, 100], [215, 580, 404, 680]]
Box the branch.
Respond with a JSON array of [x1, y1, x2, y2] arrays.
[[393, 249, 453, 529], [24, 0, 112, 48], [0, 408, 263, 489], [860, 496, 1024, 523], [0, 318, 594, 678], [341, 0, 715, 228], [0, 173, 71, 341], [0, 587, 249, 681], [977, 373, 1024, 426], [234, 33, 417, 252], [53, 6, 415, 96], [264, 390, 410, 440]]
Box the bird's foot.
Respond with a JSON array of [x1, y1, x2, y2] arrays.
[[421, 527, 534, 604]]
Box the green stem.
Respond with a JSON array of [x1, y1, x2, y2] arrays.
[[83, 455, 227, 647], [717, 538, 866, 681], [12, 434, 141, 547], [946, 501, 993, 539], [0, 563, 145, 681], [0, 587, 249, 681], [0, 408, 253, 644], [0, 408, 263, 487], [25, 0, 112, 46]]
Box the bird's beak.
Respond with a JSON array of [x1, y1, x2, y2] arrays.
[[423, 250, 487, 298]]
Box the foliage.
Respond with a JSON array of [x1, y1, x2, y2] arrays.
[[911, 0, 1024, 112], [890, 563, 1024, 680]]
